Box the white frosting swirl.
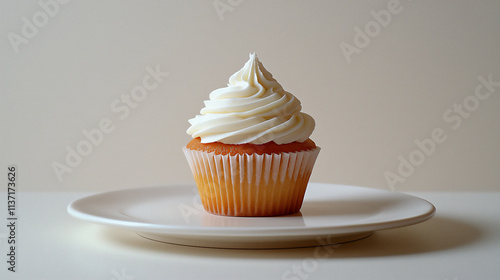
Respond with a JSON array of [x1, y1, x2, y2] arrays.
[[187, 53, 315, 144]]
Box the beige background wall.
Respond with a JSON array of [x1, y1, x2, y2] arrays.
[[1, 0, 499, 192]]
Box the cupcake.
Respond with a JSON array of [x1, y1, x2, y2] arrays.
[[183, 53, 320, 217]]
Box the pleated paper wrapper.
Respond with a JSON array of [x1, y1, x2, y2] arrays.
[[183, 147, 320, 217]]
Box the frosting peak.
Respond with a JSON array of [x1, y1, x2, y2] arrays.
[[187, 53, 315, 145]]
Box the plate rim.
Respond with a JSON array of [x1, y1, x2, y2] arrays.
[[67, 183, 436, 238]]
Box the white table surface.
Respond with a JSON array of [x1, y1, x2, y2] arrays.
[[1, 189, 499, 280]]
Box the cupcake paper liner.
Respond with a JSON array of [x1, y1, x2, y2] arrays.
[[183, 147, 320, 217]]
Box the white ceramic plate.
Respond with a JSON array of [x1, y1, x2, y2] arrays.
[[67, 183, 435, 249]]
